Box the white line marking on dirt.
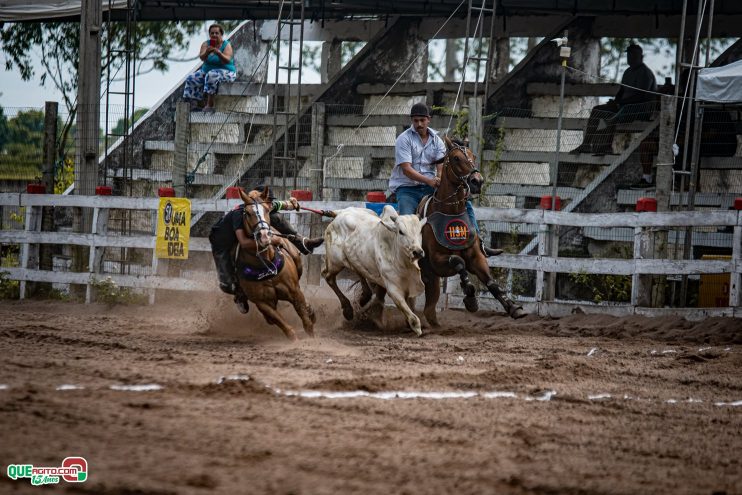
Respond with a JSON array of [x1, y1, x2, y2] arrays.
[[588, 393, 612, 400], [0, 384, 8, 390], [714, 400, 742, 407], [217, 374, 250, 384], [56, 384, 85, 391], [587, 348, 598, 357], [525, 390, 557, 401], [109, 384, 163, 392]]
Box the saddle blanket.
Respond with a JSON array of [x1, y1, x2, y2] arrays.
[[238, 248, 285, 281], [426, 210, 477, 250]]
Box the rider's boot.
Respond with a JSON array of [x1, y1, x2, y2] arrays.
[[480, 238, 504, 257], [270, 212, 324, 254], [287, 235, 324, 255], [214, 251, 237, 294]]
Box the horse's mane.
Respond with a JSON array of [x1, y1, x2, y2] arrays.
[[451, 138, 468, 148]]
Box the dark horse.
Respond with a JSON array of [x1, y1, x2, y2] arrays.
[[417, 136, 526, 326], [233, 187, 315, 340]]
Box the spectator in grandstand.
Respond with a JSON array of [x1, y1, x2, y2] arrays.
[[572, 43, 657, 155], [183, 23, 236, 113], [389, 102, 501, 257], [209, 187, 323, 314]]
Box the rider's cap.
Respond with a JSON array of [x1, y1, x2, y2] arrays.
[[626, 43, 643, 54], [410, 102, 431, 118]]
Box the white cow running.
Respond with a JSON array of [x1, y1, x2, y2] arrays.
[[322, 205, 428, 336]]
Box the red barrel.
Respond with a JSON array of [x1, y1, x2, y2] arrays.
[[158, 187, 175, 198], [95, 185, 113, 196], [26, 183, 46, 194], [734, 197, 742, 210], [539, 195, 561, 210], [366, 191, 387, 203], [636, 197, 657, 212], [291, 189, 313, 201], [225, 186, 242, 199]]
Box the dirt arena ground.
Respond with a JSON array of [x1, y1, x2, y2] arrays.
[[0, 291, 740, 495]]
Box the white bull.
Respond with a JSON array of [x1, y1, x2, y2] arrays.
[[322, 205, 428, 336]]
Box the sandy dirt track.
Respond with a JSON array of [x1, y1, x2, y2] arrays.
[[0, 292, 740, 495]]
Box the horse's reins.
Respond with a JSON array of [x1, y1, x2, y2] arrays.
[[431, 144, 479, 206]]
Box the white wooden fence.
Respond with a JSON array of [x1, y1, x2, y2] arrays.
[[1, 193, 740, 319]]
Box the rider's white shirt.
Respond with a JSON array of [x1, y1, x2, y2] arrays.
[[389, 126, 446, 194]]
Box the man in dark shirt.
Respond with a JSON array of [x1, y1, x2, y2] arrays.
[[573, 44, 657, 154], [209, 191, 323, 313]]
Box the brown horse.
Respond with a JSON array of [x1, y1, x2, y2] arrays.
[[417, 136, 525, 326], [234, 188, 315, 340]]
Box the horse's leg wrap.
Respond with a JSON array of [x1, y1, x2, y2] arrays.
[[449, 255, 478, 312], [486, 280, 526, 319]]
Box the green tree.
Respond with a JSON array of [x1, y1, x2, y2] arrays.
[[1, 20, 206, 160], [0, 108, 45, 180], [0, 104, 9, 152], [110, 107, 149, 137]]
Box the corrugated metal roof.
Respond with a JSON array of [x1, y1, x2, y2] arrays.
[[3, 0, 741, 22]]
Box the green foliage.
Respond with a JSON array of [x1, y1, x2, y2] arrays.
[[110, 107, 149, 137], [54, 157, 75, 194], [9, 208, 25, 227], [0, 105, 8, 151], [0, 21, 204, 113], [479, 126, 505, 206], [0, 248, 20, 299], [431, 105, 468, 140], [90, 276, 145, 305], [569, 271, 632, 304], [0, 109, 44, 179]]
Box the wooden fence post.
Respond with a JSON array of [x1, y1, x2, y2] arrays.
[[631, 226, 653, 307], [173, 101, 190, 197], [310, 103, 326, 200], [731, 220, 741, 308]]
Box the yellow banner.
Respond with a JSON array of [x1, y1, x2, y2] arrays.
[[155, 198, 191, 259]]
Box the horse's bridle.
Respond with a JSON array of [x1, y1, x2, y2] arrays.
[[241, 197, 280, 275], [432, 143, 480, 205], [445, 143, 479, 182], [243, 198, 274, 247]]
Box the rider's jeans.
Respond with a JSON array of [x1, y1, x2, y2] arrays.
[[396, 185, 434, 215], [396, 184, 480, 234]]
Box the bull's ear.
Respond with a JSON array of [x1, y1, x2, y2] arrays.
[[239, 188, 249, 203], [419, 217, 428, 227], [444, 135, 454, 150]]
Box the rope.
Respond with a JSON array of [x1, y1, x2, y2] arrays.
[[448, 0, 487, 134], [187, 3, 286, 184], [354, 0, 468, 133]]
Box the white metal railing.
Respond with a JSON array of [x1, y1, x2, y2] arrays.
[[1, 193, 740, 318]]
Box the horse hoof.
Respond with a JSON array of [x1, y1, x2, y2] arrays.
[[509, 306, 527, 319], [342, 306, 354, 320], [463, 295, 479, 313]]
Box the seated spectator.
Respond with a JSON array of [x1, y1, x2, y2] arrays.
[[572, 44, 657, 155], [183, 24, 236, 113]]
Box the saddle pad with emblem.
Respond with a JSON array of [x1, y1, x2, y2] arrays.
[[238, 248, 285, 281], [426, 210, 477, 250]]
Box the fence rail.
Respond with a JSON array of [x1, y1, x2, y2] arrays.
[[1, 194, 740, 318]]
